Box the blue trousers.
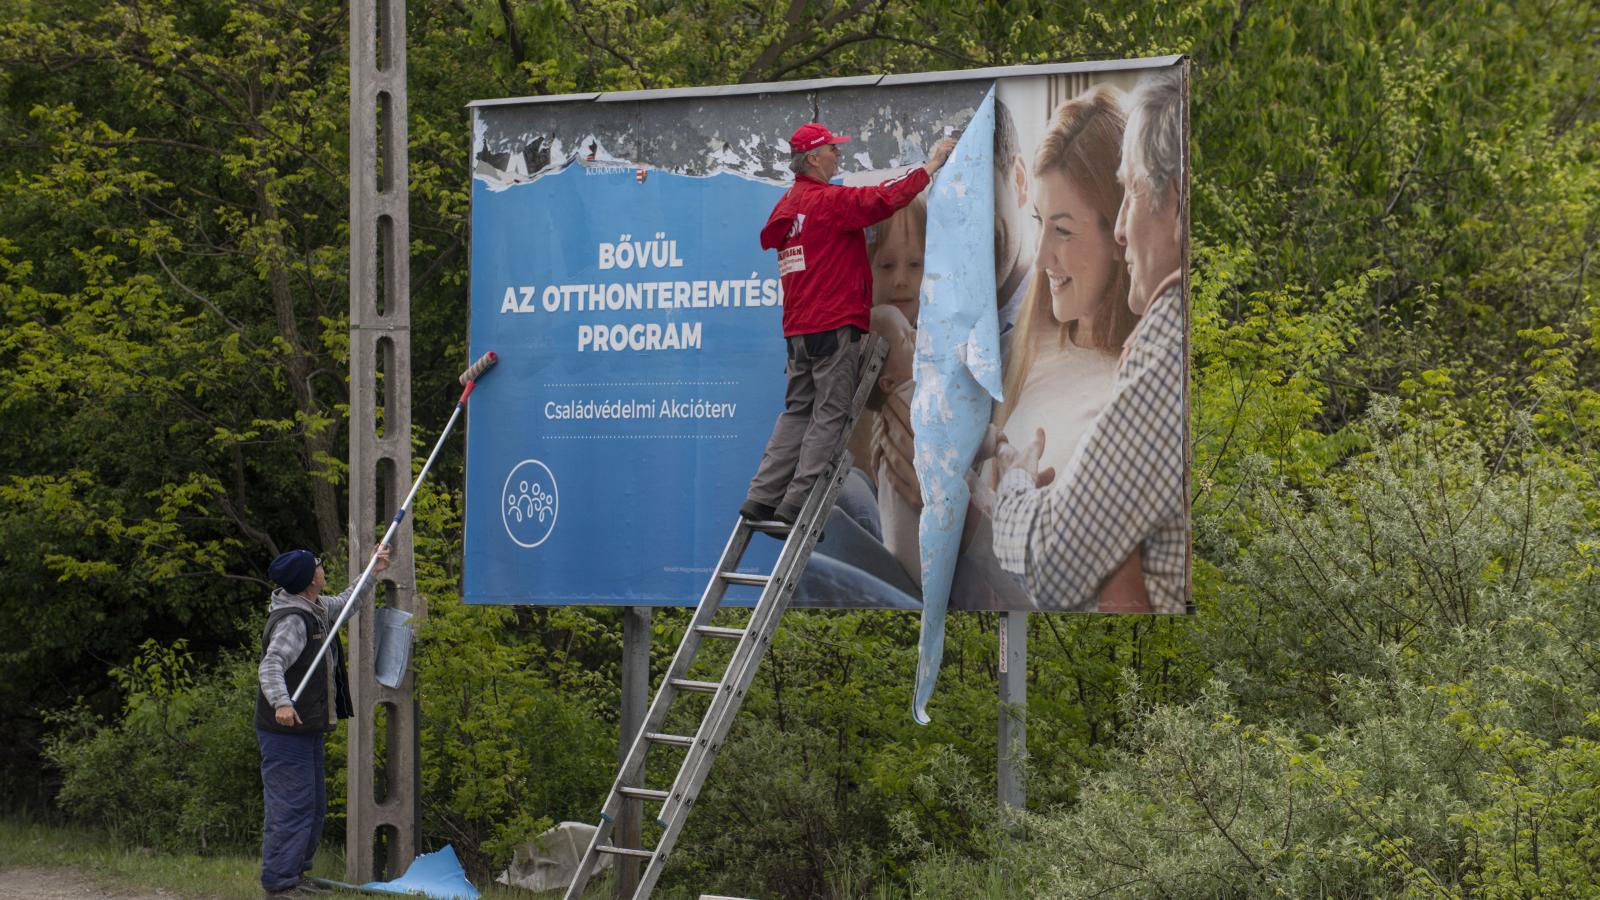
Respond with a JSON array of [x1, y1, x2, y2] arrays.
[[258, 728, 327, 892]]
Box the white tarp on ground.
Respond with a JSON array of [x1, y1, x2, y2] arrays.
[[496, 821, 613, 893]]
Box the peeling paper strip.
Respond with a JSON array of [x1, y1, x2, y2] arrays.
[[910, 86, 1001, 725]]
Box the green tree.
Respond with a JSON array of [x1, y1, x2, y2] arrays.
[[2, 0, 350, 800], [9, 1, 1600, 897]]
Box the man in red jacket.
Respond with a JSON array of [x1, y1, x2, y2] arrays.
[[741, 123, 955, 525]]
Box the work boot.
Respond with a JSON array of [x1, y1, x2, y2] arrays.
[[773, 503, 800, 525], [265, 880, 325, 898], [739, 499, 777, 522]]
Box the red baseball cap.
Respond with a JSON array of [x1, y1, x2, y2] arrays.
[[789, 123, 851, 154]]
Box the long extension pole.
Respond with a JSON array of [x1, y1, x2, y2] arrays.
[[293, 351, 499, 703]]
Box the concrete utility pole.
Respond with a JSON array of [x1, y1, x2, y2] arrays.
[[348, 0, 420, 881]]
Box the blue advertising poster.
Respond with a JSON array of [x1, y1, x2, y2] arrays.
[[466, 164, 788, 605]]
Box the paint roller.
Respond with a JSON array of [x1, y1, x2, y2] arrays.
[[294, 350, 499, 701]]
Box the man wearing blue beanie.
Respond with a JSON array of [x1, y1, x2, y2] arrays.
[[256, 546, 389, 897]]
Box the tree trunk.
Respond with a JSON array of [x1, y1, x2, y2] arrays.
[[255, 180, 344, 554]]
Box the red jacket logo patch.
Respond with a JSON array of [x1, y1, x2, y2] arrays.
[[778, 246, 806, 275]]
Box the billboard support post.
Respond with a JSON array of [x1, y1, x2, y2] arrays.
[[998, 613, 1026, 811], [616, 606, 652, 897], [347, 0, 419, 881]]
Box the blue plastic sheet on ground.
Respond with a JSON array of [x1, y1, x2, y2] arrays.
[[911, 87, 1002, 724], [361, 844, 480, 899]]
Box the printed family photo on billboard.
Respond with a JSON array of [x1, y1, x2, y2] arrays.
[[819, 65, 1190, 615]]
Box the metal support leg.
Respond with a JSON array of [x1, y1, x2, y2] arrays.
[[616, 607, 652, 898], [997, 612, 1026, 811]]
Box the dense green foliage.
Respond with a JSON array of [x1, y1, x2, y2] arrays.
[[4, 0, 1598, 896], [913, 415, 1600, 897]]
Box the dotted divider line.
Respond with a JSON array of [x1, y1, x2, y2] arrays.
[[543, 381, 741, 387]]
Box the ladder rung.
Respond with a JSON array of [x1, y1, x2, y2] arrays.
[[596, 845, 654, 860], [646, 732, 694, 747], [695, 625, 745, 639], [720, 571, 771, 587], [670, 678, 720, 693], [618, 787, 670, 802]]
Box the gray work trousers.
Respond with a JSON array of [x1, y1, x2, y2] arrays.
[[746, 325, 864, 517]]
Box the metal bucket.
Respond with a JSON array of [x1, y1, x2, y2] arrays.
[[374, 606, 415, 688]]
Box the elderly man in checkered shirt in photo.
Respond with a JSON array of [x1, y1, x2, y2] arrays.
[[990, 67, 1189, 614]]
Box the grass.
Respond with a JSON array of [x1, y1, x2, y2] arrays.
[[0, 817, 574, 899], [1, 816, 270, 899], [0, 817, 1021, 899]]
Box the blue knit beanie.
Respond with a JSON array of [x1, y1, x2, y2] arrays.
[[268, 549, 317, 595]]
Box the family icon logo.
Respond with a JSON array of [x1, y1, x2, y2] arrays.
[[501, 459, 559, 548]]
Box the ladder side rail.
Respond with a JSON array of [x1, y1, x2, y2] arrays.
[[648, 340, 886, 876], [655, 452, 850, 830], [604, 520, 749, 812], [656, 339, 885, 829], [636, 460, 852, 899], [582, 337, 889, 900], [631, 519, 758, 748], [659, 453, 842, 819], [563, 519, 753, 900]]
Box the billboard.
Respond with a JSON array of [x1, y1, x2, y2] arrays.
[[465, 58, 1191, 624]]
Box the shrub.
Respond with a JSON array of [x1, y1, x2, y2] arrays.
[[906, 416, 1600, 896], [45, 639, 264, 853]]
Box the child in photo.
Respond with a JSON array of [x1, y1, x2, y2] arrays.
[[846, 191, 929, 492], [869, 303, 921, 586], [870, 193, 928, 326]]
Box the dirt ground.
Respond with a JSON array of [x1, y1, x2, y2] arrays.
[[0, 867, 175, 900]]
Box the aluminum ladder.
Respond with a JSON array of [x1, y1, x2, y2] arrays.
[[563, 336, 886, 900]]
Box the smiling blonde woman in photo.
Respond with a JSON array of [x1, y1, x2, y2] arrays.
[[996, 86, 1138, 468]]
